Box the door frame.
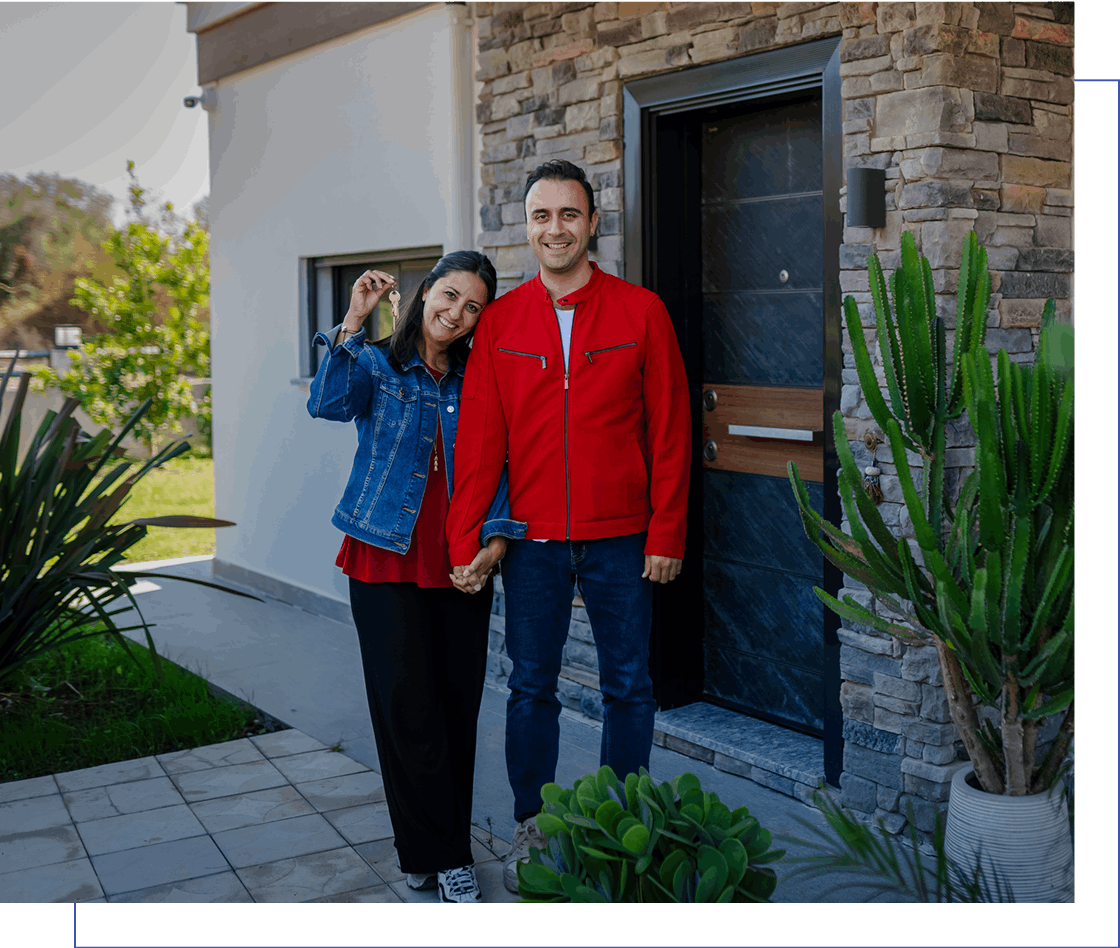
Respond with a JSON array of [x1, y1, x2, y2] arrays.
[[622, 36, 844, 784]]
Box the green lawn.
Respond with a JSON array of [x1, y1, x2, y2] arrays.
[[115, 453, 217, 563]]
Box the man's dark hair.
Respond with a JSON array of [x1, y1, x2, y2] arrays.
[[377, 250, 497, 373], [523, 159, 596, 216]]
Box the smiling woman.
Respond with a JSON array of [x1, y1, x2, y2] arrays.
[[305, 250, 528, 902]]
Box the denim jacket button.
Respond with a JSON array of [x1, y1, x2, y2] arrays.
[[446, 405, 455, 413]]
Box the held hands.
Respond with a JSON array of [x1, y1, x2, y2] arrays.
[[643, 555, 682, 584], [450, 537, 508, 594], [343, 269, 397, 331]]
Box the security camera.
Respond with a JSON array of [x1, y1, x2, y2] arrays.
[[183, 93, 204, 109]]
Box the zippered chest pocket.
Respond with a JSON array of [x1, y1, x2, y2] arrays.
[[498, 348, 548, 369], [583, 342, 637, 364]]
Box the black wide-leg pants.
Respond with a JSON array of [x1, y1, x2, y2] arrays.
[[348, 578, 492, 874]]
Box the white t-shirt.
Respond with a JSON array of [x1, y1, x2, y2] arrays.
[[533, 305, 577, 542]]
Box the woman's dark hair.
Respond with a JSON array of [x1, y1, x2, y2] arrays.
[[523, 159, 596, 216], [379, 250, 497, 372]]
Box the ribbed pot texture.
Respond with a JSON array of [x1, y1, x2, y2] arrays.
[[944, 766, 1074, 902]]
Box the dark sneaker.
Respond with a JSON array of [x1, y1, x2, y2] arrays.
[[437, 864, 482, 903]]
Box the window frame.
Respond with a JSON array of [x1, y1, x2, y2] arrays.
[[298, 245, 443, 378]]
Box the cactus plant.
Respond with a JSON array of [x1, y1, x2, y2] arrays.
[[788, 231, 1073, 797], [515, 766, 783, 902]]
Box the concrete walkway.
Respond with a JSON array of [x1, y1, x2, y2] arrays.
[[0, 557, 886, 903]]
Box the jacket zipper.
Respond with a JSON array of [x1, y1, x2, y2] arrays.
[[498, 348, 547, 369], [583, 342, 636, 364], [554, 318, 571, 540]]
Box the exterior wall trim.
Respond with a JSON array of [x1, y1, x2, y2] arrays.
[[189, 1, 434, 84]]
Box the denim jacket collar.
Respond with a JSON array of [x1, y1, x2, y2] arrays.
[[399, 347, 467, 379]]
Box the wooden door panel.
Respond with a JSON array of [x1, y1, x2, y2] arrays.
[[701, 383, 824, 482]]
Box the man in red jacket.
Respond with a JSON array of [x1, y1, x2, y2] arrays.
[[447, 160, 690, 893]]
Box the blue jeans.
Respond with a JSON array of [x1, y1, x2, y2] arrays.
[[501, 533, 655, 822]]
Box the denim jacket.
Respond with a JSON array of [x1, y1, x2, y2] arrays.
[[307, 326, 526, 554]]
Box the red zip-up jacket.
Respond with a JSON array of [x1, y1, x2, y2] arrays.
[[447, 264, 690, 565]]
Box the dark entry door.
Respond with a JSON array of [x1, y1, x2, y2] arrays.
[[696, 94, 826, 734]]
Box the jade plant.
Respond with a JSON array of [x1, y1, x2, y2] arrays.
[[516, 765, 783, 902], [788, 231, 1073, 797]]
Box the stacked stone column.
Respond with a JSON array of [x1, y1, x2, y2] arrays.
[[470, 2, 1073, 834]]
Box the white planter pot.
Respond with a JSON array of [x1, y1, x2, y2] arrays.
[[944, 766, 1073, 902]]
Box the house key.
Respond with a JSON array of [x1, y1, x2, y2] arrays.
[[389, 288, 401, 330]]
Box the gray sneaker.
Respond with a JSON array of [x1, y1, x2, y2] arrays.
[[397, 856, 436, 891], [503, 818, 546, 893]]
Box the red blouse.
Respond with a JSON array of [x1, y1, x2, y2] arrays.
[[336, 365, 454, 588]]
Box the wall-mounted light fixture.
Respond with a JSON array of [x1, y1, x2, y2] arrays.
[[846, 167, 886, 229]]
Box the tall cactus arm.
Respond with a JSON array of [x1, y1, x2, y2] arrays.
[[1037, 374, 1073, 501], [1028, 362, 1052, 494], [882, 262, 927, 443], [883, 417, 941, 552], [964, 361, 1007, 552], [843, 292, 915, 451], [949, 231, 994, 414], [911, 254, 938, 433], [869, 256, 909, 425], [1023, 544, 1073, 654], [1000, 513, 1032, 656]]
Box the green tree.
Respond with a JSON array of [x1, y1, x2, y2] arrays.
[[34, 163, 210, 454]]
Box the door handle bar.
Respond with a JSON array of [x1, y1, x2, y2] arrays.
[[728, 424, 820, 442]]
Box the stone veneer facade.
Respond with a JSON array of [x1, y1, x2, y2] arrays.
[[471, 1, 1073, 836]]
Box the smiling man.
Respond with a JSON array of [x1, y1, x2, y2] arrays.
[[446, 159, 690, 893]]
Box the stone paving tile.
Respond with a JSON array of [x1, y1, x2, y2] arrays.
[[293, 770, 385, 812], [64, 776, 185, 823], [190, 785, 316, 834], [475, 857, 520, 904], [309, 883, 402, 902], [170, 759, 288, 802], [236, 846, 382, 902], [0, 792, 72, 835], [108, 870, 253, 903], [91, 835, 231, 897], [54, 757, 163, 793], [211, 813, 347, 869], [250, 730, 327, 759], [0, 855, 103, 902], [75, 803, 207, 857], [0, 774, 58, 805], [470, 823, 509, 860], [351, 837, 404, 883], [158, 739, 265, 775], [320, 800, 394, 846], [0, 822, 86, 874], [268, 749, 369, 784]]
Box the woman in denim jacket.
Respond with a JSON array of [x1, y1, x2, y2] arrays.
[[307, 251, 523, 903]]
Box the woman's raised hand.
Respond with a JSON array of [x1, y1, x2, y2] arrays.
[[344, 270, 397, 327]]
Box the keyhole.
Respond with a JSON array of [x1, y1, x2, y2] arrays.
[[779, 269, 789, 283]]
